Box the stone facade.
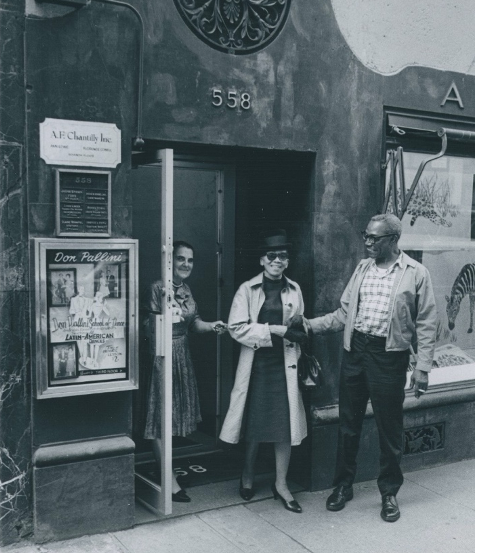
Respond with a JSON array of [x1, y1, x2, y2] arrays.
[[0, 0, 474, 545]]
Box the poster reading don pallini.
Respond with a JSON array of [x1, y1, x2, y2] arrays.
[[46, 247, 130, 385]]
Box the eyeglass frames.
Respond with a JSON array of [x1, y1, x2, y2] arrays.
[[361, 231, 396, 245], [264, 252, 289, 262]]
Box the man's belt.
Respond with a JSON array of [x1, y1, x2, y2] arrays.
[[353, 329, 387, 342]]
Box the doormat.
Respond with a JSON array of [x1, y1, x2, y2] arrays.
[[135, 445, 276, 489]]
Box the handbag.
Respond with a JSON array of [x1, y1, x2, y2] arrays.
[[297, 332, 324, 390]]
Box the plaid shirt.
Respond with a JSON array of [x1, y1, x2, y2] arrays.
[[354, 253, 404, 337]]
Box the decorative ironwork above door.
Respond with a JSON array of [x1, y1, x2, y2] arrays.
[[173, 0, 291, 55]]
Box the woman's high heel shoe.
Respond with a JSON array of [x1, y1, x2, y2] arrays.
[[239, 477, 255, 501], [271, 483, 302, 513], [172, 489, 191, 503]]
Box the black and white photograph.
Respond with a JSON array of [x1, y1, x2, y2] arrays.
[[94, 262, 121, 298], [51, 342, 78, 381], [0, 0, 474, 552], [48, 268, 77, 306]]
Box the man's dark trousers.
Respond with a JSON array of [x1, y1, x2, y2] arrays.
[[333, 330, 409, 496]]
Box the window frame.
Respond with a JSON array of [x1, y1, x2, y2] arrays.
[[382, 108, 475, 392]]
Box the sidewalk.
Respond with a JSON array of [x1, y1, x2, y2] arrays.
[[4, 459, 474, 553]]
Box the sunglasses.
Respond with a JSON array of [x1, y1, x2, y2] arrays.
[[361, 231, 396, 245], [265, 251, 289, 262]]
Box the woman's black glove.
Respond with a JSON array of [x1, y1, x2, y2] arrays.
[[284, 328, 308, 345], [287, 315, 305, 329]]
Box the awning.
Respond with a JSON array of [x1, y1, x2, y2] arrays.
[[387, 113, 475, 141]]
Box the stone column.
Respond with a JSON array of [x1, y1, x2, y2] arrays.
[[0, 0, 32, 546]]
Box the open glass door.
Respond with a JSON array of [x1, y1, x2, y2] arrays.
[[157, 148, 174, 515], [132, 148, 174, 516], [132, 150, 235, 516]]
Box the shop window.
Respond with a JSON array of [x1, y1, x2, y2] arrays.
[[383, 110, 475, 387]]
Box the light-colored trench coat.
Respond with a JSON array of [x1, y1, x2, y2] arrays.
[[219, 272, 308, 446]]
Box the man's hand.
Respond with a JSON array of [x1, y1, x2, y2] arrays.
[[410, 369, 428, 399], [286, 315, 312, 334]]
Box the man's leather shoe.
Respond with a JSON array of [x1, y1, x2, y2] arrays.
[[326, 485, 353, 511], [381, 495, 400, 522]]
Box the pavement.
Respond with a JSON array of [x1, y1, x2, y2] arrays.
[[3, 459, 474, 553]]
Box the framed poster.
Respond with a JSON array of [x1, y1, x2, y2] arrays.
[[51, 342, 79, 381], [56, 169, 111, 237], [33, 238, 138, 398]]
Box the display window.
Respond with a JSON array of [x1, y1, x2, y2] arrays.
[[383, 113, 475, 386], [33, 238, 138, 398]]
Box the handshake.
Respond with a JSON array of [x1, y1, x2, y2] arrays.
[[284, 315, 311, 345]]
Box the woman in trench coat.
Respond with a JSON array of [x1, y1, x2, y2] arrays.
[[220, 230, 308, 513]]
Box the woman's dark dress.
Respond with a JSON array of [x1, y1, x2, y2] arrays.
[[144, 281, 202, 439], [245, 276, 291, 442]]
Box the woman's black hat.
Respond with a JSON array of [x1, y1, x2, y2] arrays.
[[258, 229, 291, 251]]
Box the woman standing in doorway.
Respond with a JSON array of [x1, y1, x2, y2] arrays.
[[144, 241, 228, 502], [220, 230, 308, 513]]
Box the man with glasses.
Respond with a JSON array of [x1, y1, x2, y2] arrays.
[[300, 214, 437, 522]]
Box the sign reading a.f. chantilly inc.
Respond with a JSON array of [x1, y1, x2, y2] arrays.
[[40, 118, 121, 168]]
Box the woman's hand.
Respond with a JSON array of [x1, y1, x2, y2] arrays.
[[284, 327, 308, 345], [211, 321, 228, 335], [172, 306, 184, 323], [269, 325, 287, 337]]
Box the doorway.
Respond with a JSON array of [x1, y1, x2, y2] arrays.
[[131, 155, 236, 445], [130, 146, 315, 518]]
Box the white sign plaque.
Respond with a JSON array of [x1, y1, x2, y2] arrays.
[[40, 118, 121, 168]]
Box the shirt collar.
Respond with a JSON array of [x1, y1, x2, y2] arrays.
[[395, 251, 404, 268], [371, 251, 404, 272], [173, 282, 191, 303], [249, 272, 296, 289]]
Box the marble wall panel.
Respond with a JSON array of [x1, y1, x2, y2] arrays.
[[0, 2, 31, 545], [34, 454, 135, 543]]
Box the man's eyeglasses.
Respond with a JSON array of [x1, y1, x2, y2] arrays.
[[361, 232, 396, 245], [265, 252, 289, 262]]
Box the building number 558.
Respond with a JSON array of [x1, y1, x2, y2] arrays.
[[211, 88, 251, 110]]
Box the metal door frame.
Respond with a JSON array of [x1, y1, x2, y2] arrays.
[[158, 148, 174, 515]]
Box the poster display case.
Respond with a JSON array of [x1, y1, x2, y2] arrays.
[[33, 238, 138, 398]]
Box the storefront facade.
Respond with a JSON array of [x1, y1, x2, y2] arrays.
[[0, 0, 474, 545]]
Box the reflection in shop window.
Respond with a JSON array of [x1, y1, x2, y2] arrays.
[[385, 152, 475, 385]]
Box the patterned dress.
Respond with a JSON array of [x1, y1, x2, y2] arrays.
[[144, 281, 202, 439]]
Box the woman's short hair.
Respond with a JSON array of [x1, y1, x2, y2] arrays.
[[370, 213, 402, 238], [173, 240, 195, 255]]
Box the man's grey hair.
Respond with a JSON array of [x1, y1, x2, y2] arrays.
[[369, 213, 402, 238]]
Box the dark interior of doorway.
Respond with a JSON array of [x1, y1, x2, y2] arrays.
[[133, 145, 315, 495], [233, 148, 314, 298]]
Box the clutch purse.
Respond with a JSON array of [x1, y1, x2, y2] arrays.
[[297, 332, 324, 390]]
